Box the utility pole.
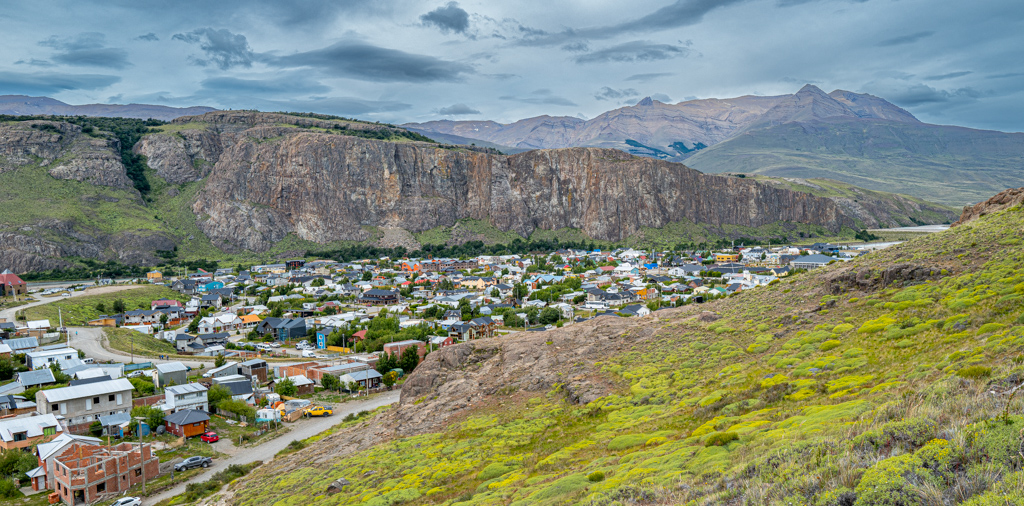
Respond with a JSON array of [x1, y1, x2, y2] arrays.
[[134, 417, 148, 495]]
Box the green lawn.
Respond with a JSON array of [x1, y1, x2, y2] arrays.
[[21, 285, 187, 325]]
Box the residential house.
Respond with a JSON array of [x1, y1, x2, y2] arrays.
[[338, 369, 382, 390], [36, 379, 134, 432], [255, 318, 306, 341], [0, 414, 61, 452], [215, 377, 254, 404], [152, 362, 188, 388], [17, 369, 56, 389], [383, 339, 426, 361], [171, 279, 198, 295], [28, 434, 101, 492], [197, 314, 241, 334], [0, 269, 27, 296], [429, 334, 454, 348], [790, 254, 844, 270], [50, 441, 159, 505], [202, 361, 238, 379], [239, 359, 268, 383], [164, 383, 209, 412], [3, 337, 37, 354], [0, 393, 30, 412], [279, 374, 315, 395], [618, 304, 652, 317], [359, 289, 400, 306], [164, 409, 210, 438], [26, 347, 78, 370]]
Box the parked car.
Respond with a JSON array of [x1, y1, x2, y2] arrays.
[[174, 456, 212, 472], [270, 342, 281, 348], [109, 497, 142, 506], [200, 431, 220, 443], [301, 350, 316, 358], [307, 406, 333, 417], [127, 370, 148, 378]]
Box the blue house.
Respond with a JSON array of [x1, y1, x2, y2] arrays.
[[202, 281, 225, 292], [316, 326, 337, 349]]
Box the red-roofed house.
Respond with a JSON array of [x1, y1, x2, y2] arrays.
[[0, 270, 26, 297], [352, 330, 368, 342]]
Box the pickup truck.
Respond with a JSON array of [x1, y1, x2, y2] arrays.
[[174, 456, 212, 472], [306, 406, 333, 417]]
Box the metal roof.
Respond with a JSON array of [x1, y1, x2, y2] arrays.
[[166, 383, 207, 395], [39, 378, 133, 403], [18, 369, 56, 386], [155, 362, 188, 374], [165, 409, 210, 425], [0, 413, 61, 442]]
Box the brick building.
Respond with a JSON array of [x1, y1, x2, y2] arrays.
[[0, 269, 26, 297], [383, 339, 426, 361], [51, 442, 158, 505]]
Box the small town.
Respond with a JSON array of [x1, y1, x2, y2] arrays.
[[0, 241, 868, 505]]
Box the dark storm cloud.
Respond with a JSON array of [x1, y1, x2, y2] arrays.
[[876, 31, 934, 47], [574, 41, 689, 64], [199, 76, 331, 95], [38, 33, 130, 69], [0, 71, 120, 94], [136, 33, 159, 41], [519, 0, 746, 46], [173, 28, 254, 70], [421, 2, 470, 34], [595, 87, 640, 101], [924, 71, 972, 81], [499, 89, 576, 106], [436, 103, 481, 115], [625, 73, 673, 82], [266, 41, 474, 82]]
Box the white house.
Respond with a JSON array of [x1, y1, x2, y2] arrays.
[[25, 348, 78, 370], [164, 383, 208, 412]]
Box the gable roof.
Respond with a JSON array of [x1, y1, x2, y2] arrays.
[[39, 378, 134, 402], [164, 409, 210, 426], [18, 369, 56, 386], [155, 362, 188, 374], [0, 413, 61, 442]]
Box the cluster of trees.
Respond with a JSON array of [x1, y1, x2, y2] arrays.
[[374, 346, 420, 376], [19, 258, 150, 282], [0, 448, 38, 493], [209, 383, 257, 420]]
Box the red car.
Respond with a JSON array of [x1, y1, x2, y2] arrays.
[[200, 431, 219, 443]]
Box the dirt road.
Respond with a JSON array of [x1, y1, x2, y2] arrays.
[[145, 390, 401, 504], [0, 284, 144, 322]]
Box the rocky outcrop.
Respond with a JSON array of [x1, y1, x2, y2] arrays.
[[48, 134, 134, 190], [0, 121, 76, 171], [0, 220, 175, 272], [395, 311, 650, 435], [191, 127, 853, 253], [953, 187, 1024, 226], [133, 130, 222, 184]]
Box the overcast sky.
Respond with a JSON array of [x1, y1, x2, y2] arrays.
[[1, 0, 1021, 131]]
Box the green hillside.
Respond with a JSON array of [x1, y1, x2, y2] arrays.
[[225, 204, 1024, 505], [686, 119, 1024, 207]]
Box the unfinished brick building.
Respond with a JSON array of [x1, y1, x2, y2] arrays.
[[51, 442, 159, 505]]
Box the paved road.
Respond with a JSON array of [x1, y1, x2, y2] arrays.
[[145, 390, 401, 504]]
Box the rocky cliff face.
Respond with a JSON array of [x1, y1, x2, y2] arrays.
[[953, 187, 1024, 226], [0, 120, 135, 190], [186, 122, 852, 253]]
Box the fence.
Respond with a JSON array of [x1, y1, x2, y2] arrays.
[[124, 362, 154, 372]]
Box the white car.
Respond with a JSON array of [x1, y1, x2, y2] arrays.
[[270, 342, 281, 348], [109, 497, 142, 506]]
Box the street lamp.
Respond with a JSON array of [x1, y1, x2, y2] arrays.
[[134, 417, 147, 494]]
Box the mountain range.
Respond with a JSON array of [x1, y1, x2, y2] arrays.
[[406, 85, 1024, 206], [0, 95, 216, 121]]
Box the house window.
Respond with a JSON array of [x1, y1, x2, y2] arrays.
[[12, 432, 26, 442], [108, 395, 115, 402], [96, 482, 105, 493], [135, 469, 142, 477], [51, 404, 58, 412], [43, 426, 56, 436], [93, 397, 100, 405]]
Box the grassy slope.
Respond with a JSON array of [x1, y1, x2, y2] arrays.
[[228, 205, 1024, 506], [21, 285, 187, 325], [685, 120, 1024, 207]]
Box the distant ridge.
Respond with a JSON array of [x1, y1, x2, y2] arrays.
[[0, 95, 216, 121], [405, 85, 1024, 206]]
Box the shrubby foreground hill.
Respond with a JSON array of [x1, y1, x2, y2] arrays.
[[206, 190, 1024, 506]]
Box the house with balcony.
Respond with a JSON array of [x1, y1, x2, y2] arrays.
[[164, 383, 208, 412]]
